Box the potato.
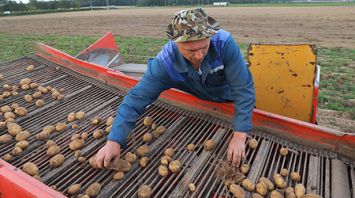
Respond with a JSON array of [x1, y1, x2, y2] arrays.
[[52, 91, 60, 99], [136, 145, 149, 157], [256, 182, 268, 196], [74, 150, 81, 158], [156, 126, 167, 135], [229, 184, 246, 198], [137, 185, 152, 198], [143, 116, 153, 127], [10, 102, 18, 109], [14, 107, 28, 116], [242, 179, 255, 191], [139, 157, 149, 168], [22, 84, 30, 90], [3, 84, 11, 90], [35, 99, 45, 107], [57, 94, 65, 100], [0, 134, 12, 143], [252, 193, 264, 198], [55, 122, 67, 132], [85, 182, 101, 197], [160, 156, 172, 165], [188, 183, 196, 192], [1, 105, 11, 113], [15, 140, 29, 149], [11, 91, 18, 96], [78, 157, 86, 163], [68, 183, 81, 195], [4, 112, 15, 119], [67, 112, 76, 122], [59, 88, 65, 93], [72, 124, 79, 129], [5, 118, 14, 123], [294, 183, 305, 198], [89, 157, 99, 169], [143, 133, 152, 143], [32, 92, 42, 99], [47, 145, 60, 157], [12, 146, 23, 156], [158, 165, 169, 177], [46, 86, 52, 91], [7, 122, 22, 136], [0, 122, 6, 129], [109, 158, 131, 172], [270, 190, 284, 198], [24, 95, 33, 103], [43, 125, 55, 134], [290, 172, 301, 182], [20, 78, 31, 85], [125, 152, 137, 163], [29, 82, 38, 89], [169, 160, 181, 173], [105, 126, 111, 133], [2, 154, 12, 161], [91, 117, 101, 125], [71, 133, 81, 141], [22, 162, 39, 176], [273, 174, 286, 189], [113, 171, 125, 180], [280, 148, 289, 156], [49, 154, 65, 168], [0, 73, 3, 80], [285, 187, 296, 198], [152, 131, 160, 139], [81, 132, 89, 140], [187, 143, 196, 151], [280, 168, 289, 177], [151, 123, 157, 130], [204, 139, 215, 151], [2, 91, 11, 98], [69, 139, 85, 150], [240, 164, 250, 174], [259, 177, 274, 191], [164, 148, 174, 158], [38, 86, 48, 94], [93, 129, 104, 139], [106, 116, 114, 126], [302, 193, 322, 198], [36, 131, 50, 140], [75, 111, 86, 120], [46, 140, 56, 148], [248, 138, 258, 149]]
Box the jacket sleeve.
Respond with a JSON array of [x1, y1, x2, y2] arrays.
[[223, 36, 255, 133], [108, 58, 172, 148]]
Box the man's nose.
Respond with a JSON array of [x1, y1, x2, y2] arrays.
[[194, 50, 203, 60]]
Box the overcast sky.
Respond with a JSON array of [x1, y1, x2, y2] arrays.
[[14, 0, 31, 4]]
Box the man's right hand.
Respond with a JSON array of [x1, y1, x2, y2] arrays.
[[95, 140, 121, 169]]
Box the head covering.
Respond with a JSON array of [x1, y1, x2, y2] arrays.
[[166, 7, 219, 43]]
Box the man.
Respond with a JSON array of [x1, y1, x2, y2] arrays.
[[95, 7, 255, 168]]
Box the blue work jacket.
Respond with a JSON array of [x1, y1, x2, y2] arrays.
[[108, 29, 255, 148]]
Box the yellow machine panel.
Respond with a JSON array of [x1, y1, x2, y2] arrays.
[[248, 44, 317, 122]]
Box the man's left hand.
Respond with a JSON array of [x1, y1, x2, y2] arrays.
[[227, 131, 247, 167]]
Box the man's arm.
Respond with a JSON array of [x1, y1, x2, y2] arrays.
[[223, 36, 256, 166]]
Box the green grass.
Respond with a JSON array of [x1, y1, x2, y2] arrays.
[[228, 2, 355, 7], [0, 33, 353, 116]]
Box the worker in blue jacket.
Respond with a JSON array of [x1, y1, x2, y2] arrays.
[[95, 7, 255, 168]]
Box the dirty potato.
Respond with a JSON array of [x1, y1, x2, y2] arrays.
[[2, 91, 11, 98], [1, 105, 12, 113], [136, 145, 149, 157], [22, 84, 30, 90], [22, 162, 39, 176], [156, 126, 167, 135], [36, 131, 50, 140], [229, 184, 246, 198], [280, 168, 289, 177], [273, 174, 286, 189], [68, 183, 81, 195], [75, 111, 86, 120], [187, 143, 196, 151], [151, 123, 157, 130], [4, 112, 15, 119], [290, 172, 301, 182], [89, 157, 99, 169], [24, 95, 33, 103], [85, 182, 101, 197], [49, 154, 65, 168], [302, 193, 322, 198], [35, 99, 45, 107], [26, 65, 35, 72], [158, 165, 169, 177], [11, 103, 19, 110], [168, 160, 181, 173], [52, 91, 60, 99], [14, 107, 28, 116], [0, 122, 6, 129], [93, 129, 104, 139], [78, 157, 86, 163], [143, 116, 153, 127], [164, 148, 175, 158], [279, 147, 289, 156], [38, 86, 48, 94], [81, 132, 89, 140], [15, 140, 29, 149], [270, 190, 284, 198], [29, 82, 38, 89], [109, 158, 131, 172], [0, 73, 3, 80], [47, 145, 61, 157], [256, 182, 268, 196], [91, 117, 101, 125], [0, 134, 12, 143], [142, 133, 152, 143], [55, 122, 67, 132], [3, 84, 11, 90], [57, 94, 65, 100], [106, 116, 114, 126], [32, 92, 42, 99], [252, 193, 264, 198], [105, 126, 111, 133], [2, 154, 12, 161], [20, 78, 31, 85], [259, 177, 274, 191], [285, 187, 296, 198], [239, 164, 250, 174], [71, 133, 81, 141], [12, 146, 23, 156], [72, 124, 79, 129], [125, 152, 137, 163], [43, 125, 55, 134], [74, 150, 81, 158], [204, 139, 215, 151], [242, 179, 255, 191], [152, 130, 160, 139], [7, 122, 22, 136], [294, 183, 305, 198], [69, 139, 85, 150], [248, 138, 258, 149], [46, 140, 56, 148], [188, 183, 196, 192], [11, 91, 18, 96], [139, 157, 149, 168], [137, 185, 152, 198], [113, 171, 125, 180], [160, 156, 172, 165], [67, 112, 76, 122]]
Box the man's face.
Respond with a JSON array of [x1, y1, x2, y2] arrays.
[[176, 38, 210, 67]]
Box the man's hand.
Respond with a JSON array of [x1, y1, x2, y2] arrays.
[[95, 140, 121, 169], [227, 131, 247, 167]]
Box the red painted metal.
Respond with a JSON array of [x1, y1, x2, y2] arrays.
[[76, 32, 119, 57]]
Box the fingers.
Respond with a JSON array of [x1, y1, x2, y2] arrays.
[[95, 151, 105, 169], [236, 150, 242, 167], [103, 153, 113, 168], [227, 147, 233, 164], [232, 149, 238, 167]]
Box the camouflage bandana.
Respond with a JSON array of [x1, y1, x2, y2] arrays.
[[166, 7, 220, 42]]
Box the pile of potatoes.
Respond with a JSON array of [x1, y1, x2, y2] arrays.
[[142, 116, 167, 141], [158, 147, 181, 177], [67, 111, 86, 122]]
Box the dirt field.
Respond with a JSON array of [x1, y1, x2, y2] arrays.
[[1, 6, 355, 48]]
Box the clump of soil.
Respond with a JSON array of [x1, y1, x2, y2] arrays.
[[216, 161, 246, 186]]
